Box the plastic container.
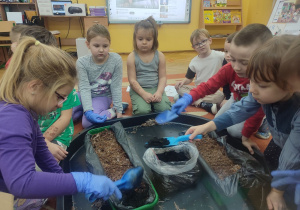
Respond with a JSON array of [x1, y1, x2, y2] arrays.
[[89, 6, 106, 16]]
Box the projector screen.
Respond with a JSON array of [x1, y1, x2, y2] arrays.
[[106, 0, 191, 24]]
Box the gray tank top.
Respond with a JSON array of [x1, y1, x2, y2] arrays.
[[134, 50, 159, 88]]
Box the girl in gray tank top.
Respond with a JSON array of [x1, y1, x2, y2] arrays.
[[127, 16, 171, 115]]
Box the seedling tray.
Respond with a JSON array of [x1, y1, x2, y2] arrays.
[[57, 113, 269, 210]]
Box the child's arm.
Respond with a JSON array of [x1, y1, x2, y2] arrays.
[[175, 78, 193, 90], [43, 109, 72, 142], [127, 52, 153, 103], [110, 54, 123, 117], [152, 51, 167, 102], [240, 107, 265, 154], [185, 92, 261, 138]]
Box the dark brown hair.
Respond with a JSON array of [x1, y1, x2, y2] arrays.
[[233, 23, 273, 47], [20, 26, 57, 47], [10, 25, 28, 43], [226, 31, 238, 43], [133, 16, 158, 52], [86, 24, 110, 43], [278, 35, 300, 88], [247, 35, 296, 87]]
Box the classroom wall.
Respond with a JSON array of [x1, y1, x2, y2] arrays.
[[49, 0, 274, 53]]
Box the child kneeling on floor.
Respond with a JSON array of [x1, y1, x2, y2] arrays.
[[127, 16, 171, 115], [73, 24, 123, 128]]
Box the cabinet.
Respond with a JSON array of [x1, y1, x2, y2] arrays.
[[0, 2, 38, 22], [199, 0, 243, 49], [83, 16, 108, 37]]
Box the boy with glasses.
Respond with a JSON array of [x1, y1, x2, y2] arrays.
[[175, 28, 225, 114]]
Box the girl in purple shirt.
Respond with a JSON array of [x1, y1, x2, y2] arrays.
[[0, 37, 121, 209]]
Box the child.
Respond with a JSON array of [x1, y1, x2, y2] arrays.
[[73, 24, 123, 128], [10, 25, 78, 162], [185, 35, 299, 210], [0, 37, 121, 208], [271, 35, 300, 209], [172, 24, 272, 151], [223, 31, 270, 140], [221, 31, 237, 103], [175, 28, 225, 114], [127, 16, 171, 115], [5, 24, 28, 69]]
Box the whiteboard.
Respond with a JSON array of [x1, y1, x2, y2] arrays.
[[267, 0, 300, 35], [106, 0, 191, 24]]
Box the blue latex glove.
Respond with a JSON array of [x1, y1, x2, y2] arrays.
[[271, 170, 300, 206], [71, 172, 122, 201], [84, 110, 107, 124], [171, 93, 193, 114]]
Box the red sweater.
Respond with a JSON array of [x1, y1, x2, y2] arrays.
[[189, 63, 265, 138]]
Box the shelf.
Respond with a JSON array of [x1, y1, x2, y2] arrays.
[[205, 23, 242, 26], [0, 2, 35, 5], [211, 37, 227, 39], [203, 7, 242, 9]]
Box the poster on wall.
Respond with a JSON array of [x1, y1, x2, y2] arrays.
[[267, 0, 300, 35]]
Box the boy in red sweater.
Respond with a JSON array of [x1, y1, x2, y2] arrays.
[[172, 23, 273, 154]]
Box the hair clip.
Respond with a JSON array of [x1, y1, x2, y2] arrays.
[[35, 40, 40, 46]]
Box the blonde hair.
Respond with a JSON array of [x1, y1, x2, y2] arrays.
[[247, 35, 296, 88], [86, 24, 110, 43], [190, 29, 210, 45], [133, 16, 158, 52], [0, 37, 77, 108]]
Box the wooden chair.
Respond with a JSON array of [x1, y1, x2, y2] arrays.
[[0, 21, 15, 68]]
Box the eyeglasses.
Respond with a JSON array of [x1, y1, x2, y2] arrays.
[[55, 91, 68, 105], [192, 39, 209, 48]]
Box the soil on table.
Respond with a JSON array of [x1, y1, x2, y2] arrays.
[[145, 137, 169, 148], [193, 135, 241, 180], [90, 129, 149, 208]]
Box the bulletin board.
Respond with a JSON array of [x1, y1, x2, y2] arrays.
[[267, 0, 300, 35]]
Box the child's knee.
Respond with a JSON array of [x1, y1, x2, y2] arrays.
[[227, 127, 242, 138], [132, 103, 151, 115], [153, 100, 171, 112]]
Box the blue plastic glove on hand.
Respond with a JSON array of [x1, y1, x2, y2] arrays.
[[171, 93, 193, 114], [271, 170, 300, 206], [71, 172, 122, 201], [84, 110, 107, 124]]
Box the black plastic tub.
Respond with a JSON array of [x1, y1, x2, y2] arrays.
[[57, 113, 270, 210]]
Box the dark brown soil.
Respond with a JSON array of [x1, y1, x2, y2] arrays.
[[145, 137, 169, 148], [193, 135, 241, 180], [157, 151, 190, 162], [91, 129, 132, 181], [90, 129, 150, 208]]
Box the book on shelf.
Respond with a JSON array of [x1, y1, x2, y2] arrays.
[[213, 10, 223, 23], [231, 10, 241, 23], [222, 9, 231, 23], [217, 0, 227, 7], [204, 10, 214, 23], [203, 0, 210, 7]]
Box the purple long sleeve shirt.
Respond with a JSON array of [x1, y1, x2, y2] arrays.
[[0, 102, 78, 198]]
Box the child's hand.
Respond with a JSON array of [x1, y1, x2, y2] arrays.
[[117, 113, 123, 118], [185, 121, 217, 139], [45, 140, 68, 161], [266, 188, 286, 210], [142, 92, 153, 103], [152, 92, 162, 102], [175, 81, 184, 90], [241, 136, 260, 155]]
